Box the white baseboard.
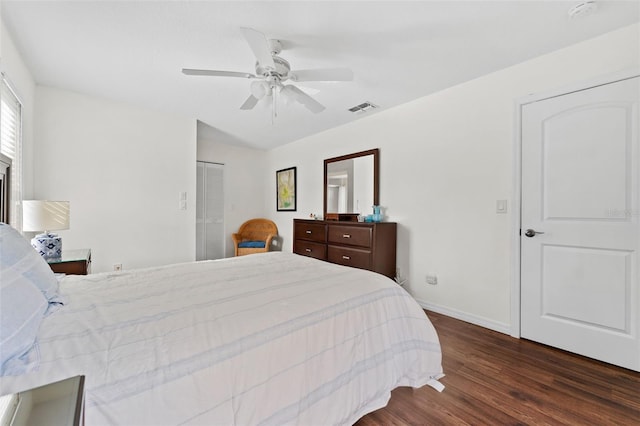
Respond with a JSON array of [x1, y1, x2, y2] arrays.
[[414, 298, 511, 335]]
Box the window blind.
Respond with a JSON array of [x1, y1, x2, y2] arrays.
[[0, 74, 23, 229]]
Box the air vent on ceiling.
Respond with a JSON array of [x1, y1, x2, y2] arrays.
[[348, 102, 378, 114]]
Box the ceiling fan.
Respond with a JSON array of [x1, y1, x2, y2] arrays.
[[182, 27, 354, 120]]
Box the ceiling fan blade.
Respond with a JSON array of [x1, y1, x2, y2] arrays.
[[295, 85, 320, 96], [283, 85, 325, 113], [291, 68, 354, 82], [240, 27, 275, 70], [182, 69, 256, 79], [240, 94, 260, 110]]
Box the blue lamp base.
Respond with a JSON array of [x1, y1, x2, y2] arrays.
[[31, 233, 62, 258]]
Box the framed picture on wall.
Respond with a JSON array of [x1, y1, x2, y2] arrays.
[[276, 167, 297, 211]]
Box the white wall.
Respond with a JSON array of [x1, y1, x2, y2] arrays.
[[34, 86, 197, 273], [197, 133, 268, 257], [265, 23, 640, 331]]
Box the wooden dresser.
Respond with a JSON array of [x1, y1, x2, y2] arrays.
[[293, 219, 397, 278]]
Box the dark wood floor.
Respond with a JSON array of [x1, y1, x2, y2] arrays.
[[356, 311, 640, 425]]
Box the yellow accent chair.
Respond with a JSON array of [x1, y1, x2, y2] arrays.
[[232, 218, 278, 256]]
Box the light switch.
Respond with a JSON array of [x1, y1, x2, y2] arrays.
[[496, 200, 507, 214]]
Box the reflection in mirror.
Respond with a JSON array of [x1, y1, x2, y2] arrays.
[[326, 156, 374, 213], [324, 149, 379, 219]]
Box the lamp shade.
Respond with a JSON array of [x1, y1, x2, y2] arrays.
[[22, 200, 70, 232]]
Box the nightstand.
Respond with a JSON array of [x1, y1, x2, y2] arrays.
[[47, 249, 92, 275], [2, 375, 85, 426]]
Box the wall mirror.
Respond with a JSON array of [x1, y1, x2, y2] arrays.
[[324, 148, 379, 220]]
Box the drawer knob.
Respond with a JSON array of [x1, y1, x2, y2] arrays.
[[342, 234, 351, 238], [342, 255, 351, 260], [306, 230, 312, 234], [305, 248, 312, 253]]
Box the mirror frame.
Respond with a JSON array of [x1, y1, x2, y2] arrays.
[[323, 148, 379, 219]]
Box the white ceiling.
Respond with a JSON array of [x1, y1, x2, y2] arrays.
[[2, 1, 638, 150]]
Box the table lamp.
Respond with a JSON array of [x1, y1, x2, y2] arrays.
[[22, 200, 70, 258]]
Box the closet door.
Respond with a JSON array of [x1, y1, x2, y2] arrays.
[[196, 162, 225, 260]]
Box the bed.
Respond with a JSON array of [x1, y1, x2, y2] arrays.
[[0, 224, 443, 425]]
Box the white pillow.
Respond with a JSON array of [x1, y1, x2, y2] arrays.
[[0, 223, 62, 306], [0, 275, 47, 375], [0, 224, 61, 376]]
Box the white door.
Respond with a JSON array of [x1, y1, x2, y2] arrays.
[[521, 76, 639, 371], [196, 162, 225, 260]]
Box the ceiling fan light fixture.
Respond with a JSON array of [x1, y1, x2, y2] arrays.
[[280, 85, 296, 105], [250, 80, 269, 99]]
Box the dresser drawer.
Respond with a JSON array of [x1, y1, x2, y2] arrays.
[[294, 222, 326, 243], [327, 225, 372, 248], [327, 245, 371, 270], [294, 240, 327, 260]]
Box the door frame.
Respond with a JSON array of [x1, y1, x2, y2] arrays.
[[510, 68, 640, 338]]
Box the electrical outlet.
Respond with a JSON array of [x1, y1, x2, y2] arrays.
[[426, 274, 438, 285], [396, 267, 401, 278], [114, 264, 122, 272]]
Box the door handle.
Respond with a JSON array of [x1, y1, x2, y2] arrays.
[[524, 229, 545, 238]]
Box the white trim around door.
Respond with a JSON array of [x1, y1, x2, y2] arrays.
[[510, 68, 640, 339]]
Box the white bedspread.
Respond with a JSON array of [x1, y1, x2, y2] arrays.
[[0, 252, 443, 425]]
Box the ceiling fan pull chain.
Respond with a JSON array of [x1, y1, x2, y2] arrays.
[[272, 82, 278, 124]]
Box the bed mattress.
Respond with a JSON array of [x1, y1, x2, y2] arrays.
[[0, 252, 443, 425]]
